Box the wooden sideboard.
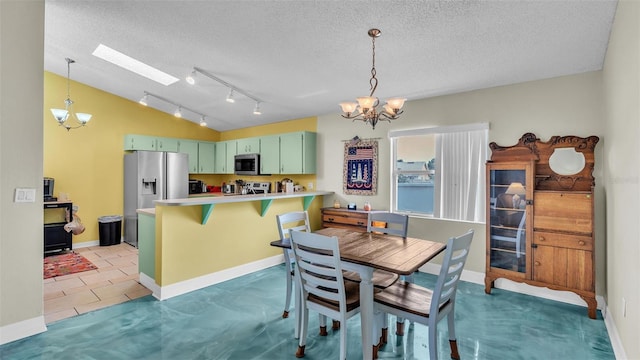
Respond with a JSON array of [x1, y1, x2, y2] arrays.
[[321, 207, 373, 232]]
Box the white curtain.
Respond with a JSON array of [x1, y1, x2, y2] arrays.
[[434, 129, 487, 222]]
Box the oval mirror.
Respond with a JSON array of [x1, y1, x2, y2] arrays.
[[549, 147, 585, 175]]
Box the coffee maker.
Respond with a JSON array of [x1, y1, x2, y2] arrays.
[[44, 177, 56, 202]]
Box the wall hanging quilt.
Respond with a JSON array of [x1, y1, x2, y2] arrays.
[[343, 139, 377, 195]]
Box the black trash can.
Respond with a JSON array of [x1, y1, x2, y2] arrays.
[[98, 215, 122, 246]]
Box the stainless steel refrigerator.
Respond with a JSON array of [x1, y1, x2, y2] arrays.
[[123, 151, 189, 247]]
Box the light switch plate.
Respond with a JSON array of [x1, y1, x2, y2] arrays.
[[14, 188, 36, 203]]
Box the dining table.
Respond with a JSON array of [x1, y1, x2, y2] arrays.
[[271, 227, 446, 360]]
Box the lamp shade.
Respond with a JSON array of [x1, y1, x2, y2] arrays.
[[51, 109, 69, 123], [505, 182, 526, 196], [386, 97, 406, 110], [356, 96, 377, 109], [339, 102, 358, 113], [76, 113, 92, 124]]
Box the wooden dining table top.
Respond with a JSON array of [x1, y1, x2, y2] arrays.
[[271, 227, 446, 276]]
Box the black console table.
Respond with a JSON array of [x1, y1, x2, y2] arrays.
[[44, 201, 72, 253]]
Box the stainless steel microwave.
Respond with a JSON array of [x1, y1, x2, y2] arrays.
[[234, 153, 260, 175]]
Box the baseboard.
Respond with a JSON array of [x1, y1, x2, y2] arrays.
[[152, 254, 284, 300], [72, 236, 125, 249], [0, 316, 46, 345], [603, 304, 628, 360], [138, 272, 161, 300], [420, 263, 623, 358]]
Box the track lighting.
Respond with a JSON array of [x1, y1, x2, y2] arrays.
[[140, 91, 209, 127], [187, 66, 264, 115], [226, 89, 236, 103], [186, 70, 196, 85], [253, 102, 261, 115]]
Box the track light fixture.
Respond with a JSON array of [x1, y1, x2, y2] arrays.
[[187, 66, 264, 115], [253, 102, 261, 115], [185, 69, 197, 85], [226, 89, 235, 103], [50, 58, 93, 131], [140, 91, 209, 127]]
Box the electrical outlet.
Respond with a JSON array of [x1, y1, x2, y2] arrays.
[[307, 182, 314, 190], [14, 188, 36, 203], [622, 297, 627, 317]]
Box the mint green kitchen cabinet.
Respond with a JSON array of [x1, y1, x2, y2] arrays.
[[156, 137, 179, 152], [259, 135, 280, 174], [236, 137, 260, 155], [283, 131, 316, 174], [124, 134, 158, 151], [261, 131, 316, 174], [178, 140, 199, 173], [214, 141, 235, 174], [198, 141, 216, 173]]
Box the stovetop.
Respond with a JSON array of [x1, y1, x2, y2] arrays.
[[245, 182, 271, 194]]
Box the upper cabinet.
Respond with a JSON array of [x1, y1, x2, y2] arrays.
[[124, 134, 158, 151], [197, 141, 216, 174], [156, 137, 179, 152], [124, 131, 316, 175], [236, 137, 260, 155], [214, 141, 236, 174], [177, 140, 199, 173], [260, 131, 316, 174], [259, 135, 280, 174], [484, 133, 599, 319]]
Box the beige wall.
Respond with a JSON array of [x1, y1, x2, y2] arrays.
[[317, 71, 605, 279], [602, 1, 640, 358], [0, 0, 47, 342]]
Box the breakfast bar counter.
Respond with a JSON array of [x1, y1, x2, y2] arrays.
[[138, 191, 333, 301]]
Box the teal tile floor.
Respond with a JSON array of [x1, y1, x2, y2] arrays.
[[1, 265, 614, 359]]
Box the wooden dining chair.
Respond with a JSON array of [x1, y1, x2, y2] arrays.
[[290, 230, 361, 360], [367, 211, 409, 238], [340, 212, 405, 291], [374, 229, 474, 360], [275, 211, 311, 319]]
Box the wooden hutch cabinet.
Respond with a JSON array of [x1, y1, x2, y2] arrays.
[[485, 133, 599, 319]]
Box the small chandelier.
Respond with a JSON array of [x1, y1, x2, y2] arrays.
[[339, 28, 406, 130], [50, 58, 92, 131]]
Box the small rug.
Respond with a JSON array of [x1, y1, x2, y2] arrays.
[[43, 251, 98, 279]]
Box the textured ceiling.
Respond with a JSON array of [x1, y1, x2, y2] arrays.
[[44, 0, 618, 131]]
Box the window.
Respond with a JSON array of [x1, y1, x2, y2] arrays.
[[390, 123, 488, 222]]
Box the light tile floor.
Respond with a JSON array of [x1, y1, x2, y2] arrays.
[[43, 243, 151, 324]]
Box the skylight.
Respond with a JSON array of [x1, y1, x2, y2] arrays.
[[92, 44, 179, 86]]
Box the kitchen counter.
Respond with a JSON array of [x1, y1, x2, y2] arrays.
[[157, 191, 332, 225], [158, 190, 332, 206], [138, 190, 332, 301]]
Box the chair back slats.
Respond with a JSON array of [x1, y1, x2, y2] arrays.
[[367, 212, 409, 238], [290, 230, 347, 312], [277, 211, 311, 244], [432, 230, 473, 312]]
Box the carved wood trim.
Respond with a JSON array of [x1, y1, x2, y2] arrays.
[[489, 133, 599, 191]]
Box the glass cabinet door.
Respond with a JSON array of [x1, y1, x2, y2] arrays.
[[487, 163, 533, 275]]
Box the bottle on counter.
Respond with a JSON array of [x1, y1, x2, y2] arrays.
[[363, 201, 371, 211], [333, 199, 340, 208]]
